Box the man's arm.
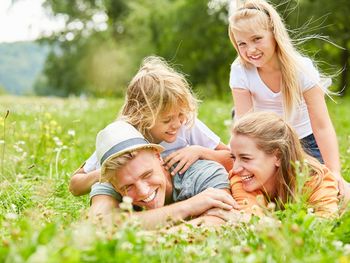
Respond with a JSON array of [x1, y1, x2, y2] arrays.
[[89, 188, 236, 230]]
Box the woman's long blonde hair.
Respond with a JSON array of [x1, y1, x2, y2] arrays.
[[119, 56, 198, 141], [228, 0, 307, 119], [232, 111, 324, 203]]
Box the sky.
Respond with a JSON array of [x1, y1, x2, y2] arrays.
[[0, 0, 64, 43]]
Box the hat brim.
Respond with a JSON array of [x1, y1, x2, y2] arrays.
[[100, 143, 164, 177]]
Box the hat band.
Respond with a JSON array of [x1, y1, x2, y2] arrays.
[[100, 138, 150, 165]]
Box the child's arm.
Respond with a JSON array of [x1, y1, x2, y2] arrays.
[[231, 88, 253, 119], [304, 87, 342, 179], [69, 167, 100, 196], [163, 142, 232, 174]]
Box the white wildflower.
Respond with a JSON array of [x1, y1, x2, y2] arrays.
[[5, 213, 18, 220], [121, 241, 134, 250], [68, 129, 76, 137]]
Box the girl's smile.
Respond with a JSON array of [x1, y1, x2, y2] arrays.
[[234, 29, 279, 70]]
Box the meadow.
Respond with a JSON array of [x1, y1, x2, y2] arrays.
[[1, 95, 350, 262]]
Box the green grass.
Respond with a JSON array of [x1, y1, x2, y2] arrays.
[[0, 95, 350, 262]]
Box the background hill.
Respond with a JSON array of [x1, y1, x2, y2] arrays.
[[0, 42, 48, 95]]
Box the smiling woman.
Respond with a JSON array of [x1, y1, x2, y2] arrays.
[[229, 111, 343, 218], [0, 0, 64, 43]]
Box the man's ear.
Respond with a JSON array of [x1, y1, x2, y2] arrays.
[[155, 151, 162, 162]]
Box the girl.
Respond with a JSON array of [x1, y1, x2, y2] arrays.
[[229, 112, 341, 218], [69, 56, 232, 196], [228, 0, 346, 193]]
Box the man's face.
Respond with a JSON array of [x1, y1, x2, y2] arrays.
[[110, 150, 168, 210]]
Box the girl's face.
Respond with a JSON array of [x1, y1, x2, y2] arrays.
[[233, 27, 278, 69], [230, 133, 280, 196], [148, 108, 185, 144]]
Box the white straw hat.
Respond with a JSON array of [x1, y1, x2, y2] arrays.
[[96, 121, 164, 176]]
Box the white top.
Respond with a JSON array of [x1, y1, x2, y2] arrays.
[[83, 118, 220, 173], [229, 56, 326, 139]]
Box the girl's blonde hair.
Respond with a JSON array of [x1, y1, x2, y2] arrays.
[[228, 0, 305, 119], [232, 111, 324, 203], [119, 56, 198, 141]]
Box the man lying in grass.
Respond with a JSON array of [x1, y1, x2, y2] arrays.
[[89, 120, 240, 229]]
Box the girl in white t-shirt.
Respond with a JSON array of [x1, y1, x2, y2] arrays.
[[228, 0, 347, 193], [69, 56, 232, 196]]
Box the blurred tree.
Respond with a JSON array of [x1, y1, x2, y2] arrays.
[[272, 0, 349, 95], [38, 0, 236, 98]]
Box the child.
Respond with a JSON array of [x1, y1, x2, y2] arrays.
[[69, 56, 232, 196], [229, 112, 342, 218], [228, 0, 346, 193]]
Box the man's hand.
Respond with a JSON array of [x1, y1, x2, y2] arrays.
[[183, 188, 239, 218], [163, 146, 203, 175]]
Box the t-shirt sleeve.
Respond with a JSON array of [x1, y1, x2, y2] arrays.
[[229, 62, 249, 90], [305, 169, 339, 218], [192, 160, 230, 194], [83, 151, 101, 173], [187, 118, 221, 149], [89, 182, 123, 202], [299, 57, 325, 92], [172, 160, 230, 202]]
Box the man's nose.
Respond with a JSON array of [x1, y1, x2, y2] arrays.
[[135, 181, 150, 197]]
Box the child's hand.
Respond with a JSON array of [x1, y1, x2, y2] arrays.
[[163, 145, 203, 175]]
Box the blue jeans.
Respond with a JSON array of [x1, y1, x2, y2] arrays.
[[300, 133, 324, 163]]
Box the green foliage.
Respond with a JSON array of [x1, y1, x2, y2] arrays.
[[36, 0, 349, 98], [1, 95, 350, 261]]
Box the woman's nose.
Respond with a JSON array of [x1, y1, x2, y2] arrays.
[[232, 160, 243, 174]]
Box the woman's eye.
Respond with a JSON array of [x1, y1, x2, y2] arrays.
[[238, 43, 246, 47]]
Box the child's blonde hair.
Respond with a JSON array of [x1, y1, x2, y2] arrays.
[[119, 56, 198, 141], [228, 0, 307, 119], [232, 111, 324, 203]]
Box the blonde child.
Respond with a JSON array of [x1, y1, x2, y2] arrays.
[[228, 0, 346, 193], [229, 112, 341, 218], [69, 56, 232, 196]]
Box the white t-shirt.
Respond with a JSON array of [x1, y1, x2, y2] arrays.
[[229, 56, 326, 139], [83, 118, 220, 173]]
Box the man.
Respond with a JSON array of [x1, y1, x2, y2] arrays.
[[90, 121, 237, 229]]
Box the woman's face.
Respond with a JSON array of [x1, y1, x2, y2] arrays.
[[230, 133, 280, 196]]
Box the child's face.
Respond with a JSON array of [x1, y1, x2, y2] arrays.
[[230, 134, 280, 196], [148, 109, 185, 144], [233, 28, 278, 69], [110, 150, 168, 210]]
